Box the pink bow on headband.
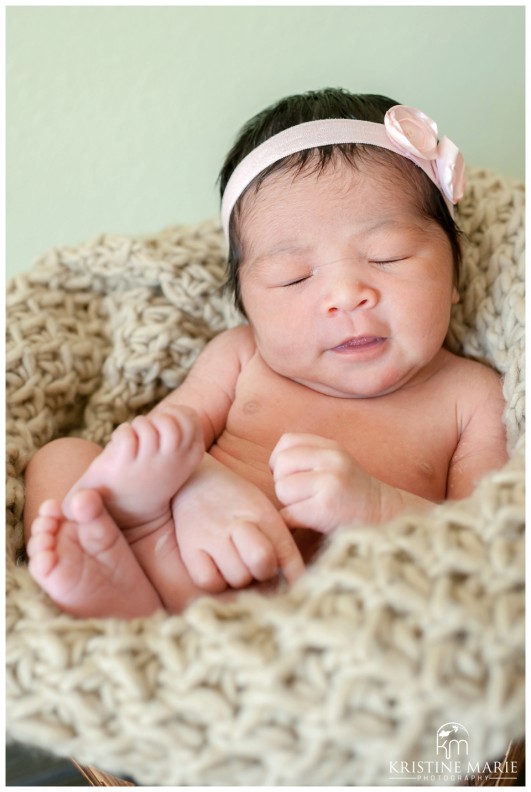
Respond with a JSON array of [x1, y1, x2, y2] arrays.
[[385, 106, 465, 205]]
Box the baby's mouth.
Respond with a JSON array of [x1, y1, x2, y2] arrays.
[[332, 336, 386, 352]]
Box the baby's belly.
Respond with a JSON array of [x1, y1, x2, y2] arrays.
[[210, 422, 448, 507]]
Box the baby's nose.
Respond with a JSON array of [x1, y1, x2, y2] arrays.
[[322, 276, 379, 315]]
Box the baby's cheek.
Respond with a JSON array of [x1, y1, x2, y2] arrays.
[[258, 330, 301, 361]]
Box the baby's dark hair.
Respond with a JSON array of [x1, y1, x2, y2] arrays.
[[218, 88, 463, 314]]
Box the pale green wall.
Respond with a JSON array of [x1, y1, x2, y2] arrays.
[[6, 5, 525, 280]]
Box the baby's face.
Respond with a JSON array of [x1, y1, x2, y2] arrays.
[[238, 159, 458, 399]]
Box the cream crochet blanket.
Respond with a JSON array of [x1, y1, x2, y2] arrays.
[[6, 169, 524, 786]]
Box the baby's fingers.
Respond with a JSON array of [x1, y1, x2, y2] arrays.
[[232, 522, 278, 581], [270, 432, 337, 468], [210, 540, 254, 590], [185, 549, 227, 593], [276, 472, 340, 533], [275, 470, 319, 507], [269, 524, 306, 583], [271, 445, 341, 485]]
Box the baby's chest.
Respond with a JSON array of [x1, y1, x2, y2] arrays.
[[224, 363, 458, 500]]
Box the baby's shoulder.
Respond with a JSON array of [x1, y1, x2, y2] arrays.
[[438, 349, 505, 415], [185, 325, 256, 392], [203, 324, 257, 364], [440, 349, 503, 388]]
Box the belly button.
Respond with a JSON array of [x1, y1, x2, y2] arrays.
[[244, 400, 260, 414]]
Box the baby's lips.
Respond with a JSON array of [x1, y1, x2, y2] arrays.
[[332, 335, 385, 351]]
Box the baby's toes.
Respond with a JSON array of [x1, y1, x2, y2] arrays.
[[106, 422, 144, 467], [37, 499, 64, 520], [27, 527, 58, 577], [150, 413, 186, 455], [130, 415, 161, 457], [178, 407, 203, 450], [68, 490, 125, 556], [154, 406, 202, 452], [68, 489, 105, 524], [30, 514, 61, 536], [27, 530, 56, 558]]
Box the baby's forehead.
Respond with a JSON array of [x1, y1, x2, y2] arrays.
[[242, 149, 425, 210], [238, 156, 423, 244], [246, 154, 359, 197]]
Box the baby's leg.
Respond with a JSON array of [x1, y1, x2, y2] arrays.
[[24, 437, 103, 536], [25, 409, 208, 616], [27, 492, 164, 618], [25, 438, 164, 617], [63, 410, 210, 611], [63, 409, 204, 531]]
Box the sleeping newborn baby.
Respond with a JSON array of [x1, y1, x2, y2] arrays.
[[24, 89, 508, 618]]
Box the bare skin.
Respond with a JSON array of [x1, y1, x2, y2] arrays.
[[26, 411, 209, 615], [27, 492, 164, 619], [25, 160, 509, 618]]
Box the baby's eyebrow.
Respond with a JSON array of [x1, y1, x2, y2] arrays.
[[246, 243, 311, 268], [361, 218, 425, 235]]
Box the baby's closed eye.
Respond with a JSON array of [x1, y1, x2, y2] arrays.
[[280, 273, 313, 287], [369, 256, 409, 269]]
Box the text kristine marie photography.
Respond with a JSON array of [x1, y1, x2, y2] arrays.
[[388, 723, 521, 784]]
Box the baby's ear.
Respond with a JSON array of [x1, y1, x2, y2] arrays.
[[452, 286, 459, 304]]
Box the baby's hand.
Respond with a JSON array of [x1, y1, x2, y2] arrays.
[[172, 456, 305, 593], [270, 433, 381, 533]]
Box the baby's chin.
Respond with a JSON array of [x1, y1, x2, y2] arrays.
[[289, 376, 405, 400], [291, 364, 431, 399]]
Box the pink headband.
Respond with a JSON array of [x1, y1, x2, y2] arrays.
[[221, 105, 465, 240]]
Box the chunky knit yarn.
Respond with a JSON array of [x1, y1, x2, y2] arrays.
[[6, 169, 524, 785]]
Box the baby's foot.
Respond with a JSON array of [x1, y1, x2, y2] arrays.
[[65, 408, 204, 532], [27, 492, 163, 618]]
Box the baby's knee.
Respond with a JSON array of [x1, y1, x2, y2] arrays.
[[25, 437, 103, 491], [24, 437, 103, 541]]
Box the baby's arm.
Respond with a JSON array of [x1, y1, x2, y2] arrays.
[[270, 433, 435, 530], [445, 364, 508, 500], [150, 325, 252, 446], [151, 326, 305, 590], [271, 365, 508, 530]]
